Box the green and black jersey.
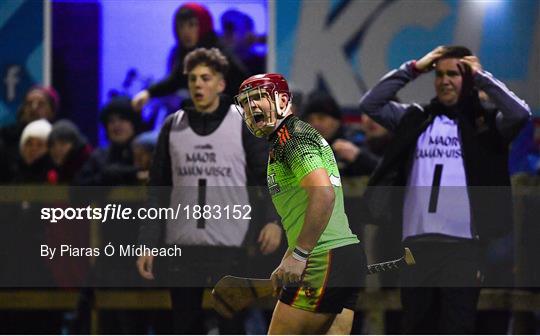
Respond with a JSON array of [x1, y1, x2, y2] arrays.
[[267, 115, 359, 255]]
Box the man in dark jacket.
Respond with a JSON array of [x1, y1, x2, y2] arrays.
[[303, 91, 379, 177], [74, 97, 148, 333], [131, 2, 249, 111], [75, 97, 141, 186], [137, 47, 280, 334], [359, 45, 530, 333]]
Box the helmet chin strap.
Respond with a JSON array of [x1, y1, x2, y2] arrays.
[[274, 91, 291, 119], [277, 104, 292, 120], [270, 101, 292, 134]]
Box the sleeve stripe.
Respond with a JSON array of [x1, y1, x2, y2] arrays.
[[477, 70, 531, 114]]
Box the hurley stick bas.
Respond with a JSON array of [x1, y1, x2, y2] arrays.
[[212, 248, 415, 318]]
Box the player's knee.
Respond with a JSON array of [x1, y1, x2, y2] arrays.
[[327, 308, 354, 335]]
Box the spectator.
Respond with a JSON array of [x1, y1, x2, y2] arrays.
[[303, 91, 379, 177], [13, 119, 53, 184], [18, 86, 59, 124], [44, 120, 93, 289], [2, 118, 60, 333], [137, 47, 280, 334], [48, 120, 93, 184], [75, 97, 140, 186], [0, 86, 59, 183], [8, 118, 55, 287], [220, 9, 266, 74], [131, 131, 158, 185], [359, 45, 531, 334], [360, 113, 392, 157], [131, 2, 249, 111], [74, 98, 146, 333]]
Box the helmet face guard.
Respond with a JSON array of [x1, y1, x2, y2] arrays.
[[235, 74, 291, 138], [235, 86, 280, 138]]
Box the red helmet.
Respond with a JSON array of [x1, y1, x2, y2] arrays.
[[238, 73, 290, 97], [235, 73, 292, 137]]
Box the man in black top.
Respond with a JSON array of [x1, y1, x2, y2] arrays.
[[359, 46, 530, 333], [131, 3, 248, 111], [303, 91, 379, 178], [137, 48, 280, 334]]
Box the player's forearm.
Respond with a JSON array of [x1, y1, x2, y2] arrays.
[[295, 187, 335, 252]]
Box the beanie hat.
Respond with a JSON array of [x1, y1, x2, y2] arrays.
[[18, 86, 60, 122], [221, 9, 254, 36], [302, 91, 342, 120], [31, 86, 60, 112], [20, 119, 52, 151], [100, 96, 142, 131], [48, 119, 87, 150]]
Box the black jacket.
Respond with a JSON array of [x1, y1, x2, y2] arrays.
[[366, 101, 516, 243], [147, 33, 249, 99], [74, 142, 138, 186], [139, 96, 277, 248], [11, 155, 53, 184], [329, 125, 379, 177], [0, 123, 26, 184], [360, 61, 531, 245]]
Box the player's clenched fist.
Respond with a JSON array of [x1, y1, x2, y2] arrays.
[[270, 254, 307, 295]]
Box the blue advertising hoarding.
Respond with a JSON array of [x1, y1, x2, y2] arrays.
[[273, 0, 539, 115], [0, 0, 50, 126]]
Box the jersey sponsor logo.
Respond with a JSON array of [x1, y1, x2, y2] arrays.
[[329, 174, 342, 187], [267, 173, 281, 196], [321, 138, 329, 147], [194, 144, 213, 150], [267, 173, 276, 186], [277, 126, 292, 146]]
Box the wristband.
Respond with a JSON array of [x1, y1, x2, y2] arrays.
[[292, 246, 310, 262]]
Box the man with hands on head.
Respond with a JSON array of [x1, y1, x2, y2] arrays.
[[236, 73, 366, 334], [360, 46, 530, 333]]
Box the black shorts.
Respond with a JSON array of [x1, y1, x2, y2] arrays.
[[279, 242, 366, 314]]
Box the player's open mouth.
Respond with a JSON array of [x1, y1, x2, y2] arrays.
[[194, 93, 204, 100], [253, 112, 265, 123]]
